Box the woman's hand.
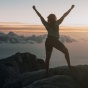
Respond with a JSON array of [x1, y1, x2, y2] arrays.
[[33, 5, 36, 10], [71, 5, 75, 9]]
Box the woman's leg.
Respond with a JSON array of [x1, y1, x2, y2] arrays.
[[53, 40, 71, 69], [45, 50, 52, 77], [45, 38, 53, 77]]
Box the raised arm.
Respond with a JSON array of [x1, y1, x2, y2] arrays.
[[58, 5, 75, 24], [32, 5, 44, 21]]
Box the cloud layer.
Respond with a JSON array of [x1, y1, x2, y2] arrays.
[[0, 32, 77, 44], [60, 35, 77, 44]]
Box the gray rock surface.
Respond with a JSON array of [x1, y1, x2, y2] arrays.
[[0, 52, 45, 88], [27, 75, 80, 88], [0, 52, 88, 88]]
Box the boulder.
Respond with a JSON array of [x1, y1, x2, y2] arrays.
[[0, 52, 45, 88], [0, 52, 88, 88]]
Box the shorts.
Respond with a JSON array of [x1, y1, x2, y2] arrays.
[[45, 35, 67, 53]]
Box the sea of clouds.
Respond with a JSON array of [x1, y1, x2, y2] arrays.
[[0, 32, 77, 44]]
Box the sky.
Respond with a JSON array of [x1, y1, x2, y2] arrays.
[[0, 0, 88, 25]]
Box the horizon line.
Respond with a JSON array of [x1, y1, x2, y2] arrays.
[[0, 22, 88, 27]]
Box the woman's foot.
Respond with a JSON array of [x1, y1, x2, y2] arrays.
[[68, 65, 74, 76]]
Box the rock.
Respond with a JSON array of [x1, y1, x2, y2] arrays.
[[27, 75, 80, 88], [16, 65, 88, 88], [0, 64, 20, 88], [0, 52, 45, 88], [0, 52, 88, 88], [37, 59, 45, 70]]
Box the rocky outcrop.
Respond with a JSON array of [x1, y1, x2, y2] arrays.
[[0, 52, 45, 88], [0, 52, 88, 88]]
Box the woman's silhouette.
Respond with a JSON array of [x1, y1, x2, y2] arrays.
[[33, 5, 75, 76]]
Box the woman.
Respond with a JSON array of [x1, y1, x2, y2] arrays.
[[33, 5, 75, 76]]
